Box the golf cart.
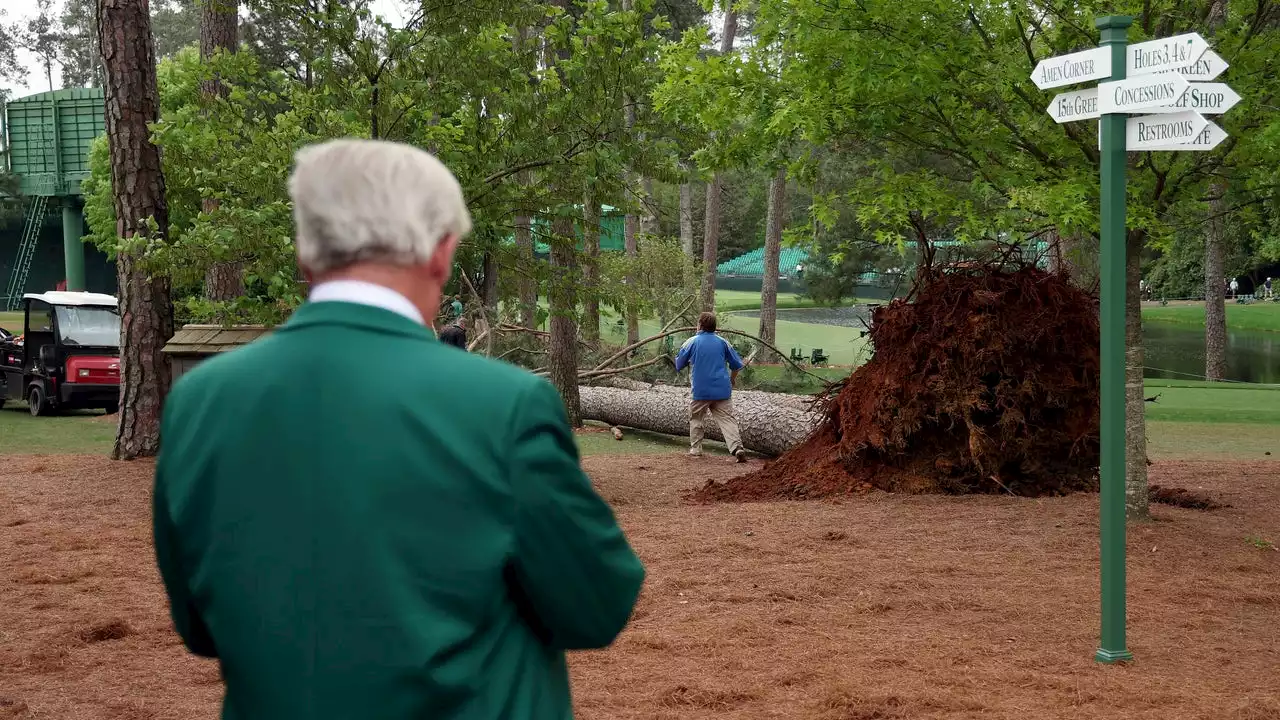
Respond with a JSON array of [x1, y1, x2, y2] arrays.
[[0, 292, 121, 416]]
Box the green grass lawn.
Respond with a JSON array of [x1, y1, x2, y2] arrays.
[[1143, 301, 1280, 333], [0, 311, 22, 333], [4, 382, 1274, 460]]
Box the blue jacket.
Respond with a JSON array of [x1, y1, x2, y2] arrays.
[[675, 331, 744, 401]]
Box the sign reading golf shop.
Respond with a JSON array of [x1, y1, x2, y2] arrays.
[[1030, 19, 1243, 669]]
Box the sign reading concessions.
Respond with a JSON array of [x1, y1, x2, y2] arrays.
[[1125, 110, 1208, 150], [1047, 87, 1100, 123], [1031, 47, 1112, 90], [1143, 82, 1241, 115], [1098, 74, 1189, 114], [1127, 32, 1209, 76], [1139, 120, 1228, 151]]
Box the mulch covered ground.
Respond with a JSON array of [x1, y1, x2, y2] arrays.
[[2, 454, 1278, 720]]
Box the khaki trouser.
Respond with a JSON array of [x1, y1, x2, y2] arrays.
[[689, 399, 743, 454]]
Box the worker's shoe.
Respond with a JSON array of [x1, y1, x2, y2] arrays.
[[689, 447, 703, 457], [733, 449, 748, 463]]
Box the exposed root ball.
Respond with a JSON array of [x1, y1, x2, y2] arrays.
[[696, 267, 1100, 501]]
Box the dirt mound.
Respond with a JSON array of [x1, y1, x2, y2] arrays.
[[1150, 484, 1228, 510], [696, 266, 1100, 501]]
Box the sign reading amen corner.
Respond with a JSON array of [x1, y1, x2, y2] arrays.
[[1032, 47, 1112, 90], [1035, 30, 1237, 153]]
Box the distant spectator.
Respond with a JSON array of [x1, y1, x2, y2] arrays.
[[439, 316, 467, 350], [1230, 278, 1239, 298], [1264, 277, 1273, 299], [675, 312, 747, 463]]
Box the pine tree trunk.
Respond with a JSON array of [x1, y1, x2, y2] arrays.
[[579, 385, 815, 457], [1204, 188, 1228, 381], [698, 5, 738, 313], [481, 250, 499, 312], [701, 175, 722, 312], [1125, 229, 1149, 519], [99, 0, 174, 460], [515, 205, 536, 328], [758, 167, 786, 357], [200, 0, 243, 302], [1203, 0, 1229, 383], [640, 177, 658, 237], [624, 205, 640, 345], [548, 215, 581, 426], [582, 194, 601, 345], [680, 181, 695, 258]]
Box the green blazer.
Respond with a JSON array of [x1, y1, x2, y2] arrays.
[[154, 301, 645, 720]]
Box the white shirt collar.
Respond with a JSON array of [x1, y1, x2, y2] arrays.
[[308, 280, 425, 326]]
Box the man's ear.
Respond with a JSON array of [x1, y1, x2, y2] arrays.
[[428, 235, 460, 284]]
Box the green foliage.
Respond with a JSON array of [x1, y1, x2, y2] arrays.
[[600, 235, 700, 326]]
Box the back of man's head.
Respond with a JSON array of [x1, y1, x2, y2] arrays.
[[289, 139, 472, 276], [698, 312, 717, 333]]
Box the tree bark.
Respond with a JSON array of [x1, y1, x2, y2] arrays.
[[99, 0, 174, 460], [680, 180, 695, 258], [624, 203, 640, 345], [698, 4, 738, 313], [758, 166, 786, 356], [1125, 229, 1149, 519], [1204, 189, 1228, 381], [200, 0, 243, 302], [549, 214, 582, 426], [701, 175, 723, 311], [515, 200, 536, 328], [640, 177, 658, 237], [579, 385, 816, 457], [481, 250, 499, 313], [1203, 0, 1228, 383], [582, 192, 601, 345]]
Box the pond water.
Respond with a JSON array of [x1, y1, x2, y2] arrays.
[[736, 307, 1279, 384], [1144, 322, 1279, 385]]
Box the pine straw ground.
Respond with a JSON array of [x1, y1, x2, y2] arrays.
[[2, 454, 1278, 720]]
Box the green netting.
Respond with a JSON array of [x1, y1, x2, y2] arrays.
[[716, 241, 1050, 277]]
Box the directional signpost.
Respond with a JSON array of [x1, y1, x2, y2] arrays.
[[1159, 48, 1228, 81], [1144, 83, 1241, 115], [1098, 73, 1190, 114], [1032, 47, 1112, 90], [1031, 18, 1241, 666]]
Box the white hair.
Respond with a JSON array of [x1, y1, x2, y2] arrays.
[[288, 138, 472, 274]]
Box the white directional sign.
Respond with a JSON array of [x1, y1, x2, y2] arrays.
[[1138, 120, 1228, 151], [1047, 87, 1099, 123], [1032, 47, 1112, 90], [1143, 83, 1241, 115], [1099, 74, 1189, 114], [1127, 32, 1210, 76], [1126, 111, 1209, 150], [1159, 48, 1229, 81]]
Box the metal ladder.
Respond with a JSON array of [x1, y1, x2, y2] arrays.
[[4, 195, 49, 311]]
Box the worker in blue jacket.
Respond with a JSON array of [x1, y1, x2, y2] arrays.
[[675, 311, 747, 462]]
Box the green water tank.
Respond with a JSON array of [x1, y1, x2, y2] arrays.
[[4, 88, 106, 197]]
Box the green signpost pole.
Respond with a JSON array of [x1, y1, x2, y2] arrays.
[[62, 201, 86, 292], [1095, 14, 1134, 665]]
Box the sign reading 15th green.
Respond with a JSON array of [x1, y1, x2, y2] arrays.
[[1036, 31, 1238, 153]]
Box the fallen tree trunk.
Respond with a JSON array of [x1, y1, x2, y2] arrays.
[[579, 385, 816, 456], [590, 377, 815, 412]]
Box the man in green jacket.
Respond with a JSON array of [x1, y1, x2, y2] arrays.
[[154, 138, 645, 720]]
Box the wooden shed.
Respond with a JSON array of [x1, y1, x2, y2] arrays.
[[162, 324, 272, 382]]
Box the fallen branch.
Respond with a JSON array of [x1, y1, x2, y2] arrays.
[[591, 326, 833, 387], [457, 271, 494, 357]]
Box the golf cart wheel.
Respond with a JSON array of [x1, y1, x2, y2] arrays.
[[104, 402, 119, 416], [28, 385, 50, 417]]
